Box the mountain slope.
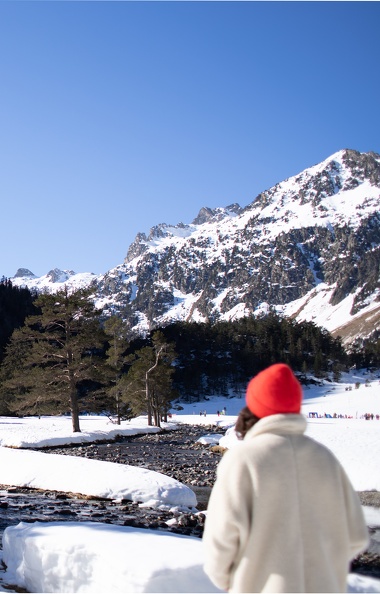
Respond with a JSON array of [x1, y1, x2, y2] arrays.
[[12, 149, 380, 347]]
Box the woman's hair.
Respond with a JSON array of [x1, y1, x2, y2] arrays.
[[235, 406, 261, 439]]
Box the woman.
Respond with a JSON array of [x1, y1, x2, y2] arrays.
[[202, 363, 368, 593]]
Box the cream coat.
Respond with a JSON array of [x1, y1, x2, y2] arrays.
[[203, 414, 369, 593]]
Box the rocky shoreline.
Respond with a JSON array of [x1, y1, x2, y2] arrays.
[[41, 424, 224, 488], [1, 424, 379, 580]]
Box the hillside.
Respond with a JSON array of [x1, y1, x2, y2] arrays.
[[12, 149, 380, 347]]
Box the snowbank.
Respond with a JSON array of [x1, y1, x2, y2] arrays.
[[2, 522, 220, 593], [0, 447, 196, 510], [0, 415, 160, 449]]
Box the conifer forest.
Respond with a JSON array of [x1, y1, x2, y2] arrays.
[[0, 279, 378, 429]]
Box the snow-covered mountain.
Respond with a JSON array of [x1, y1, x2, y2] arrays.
[[12, 267, 98, 292], [12, 149, 380, 347]]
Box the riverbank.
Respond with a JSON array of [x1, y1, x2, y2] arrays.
[[1, 424, 379, 580]]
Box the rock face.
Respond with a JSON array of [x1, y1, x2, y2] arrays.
[[46, 269, 76, 284], [13, 268, 36, 279], [94, 149, 380, 345], [12, 149, 380, 346]]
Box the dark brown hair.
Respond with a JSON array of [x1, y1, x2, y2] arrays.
[[235, 406, 261, 439]]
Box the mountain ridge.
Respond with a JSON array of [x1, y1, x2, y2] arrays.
[[11, 148, 380, 348]]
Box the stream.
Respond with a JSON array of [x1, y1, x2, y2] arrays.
[[0, 425, 379, 580]]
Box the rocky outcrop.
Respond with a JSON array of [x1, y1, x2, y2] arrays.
[[13, 268, 36, 279]]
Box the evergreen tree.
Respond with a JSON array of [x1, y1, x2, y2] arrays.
[[149, 331, 177, 426], [0, 279, 37, 364], [0, 287, 104, 432], [123, 331, 177, 427], [104, 316, 131, 424]]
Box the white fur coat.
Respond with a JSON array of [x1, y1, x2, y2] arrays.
[[202, 414, 369, 593]]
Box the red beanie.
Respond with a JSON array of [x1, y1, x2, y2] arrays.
[[246, 363, 302, 418]]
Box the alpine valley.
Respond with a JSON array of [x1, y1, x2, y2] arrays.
[[11, 149, 380, 349]]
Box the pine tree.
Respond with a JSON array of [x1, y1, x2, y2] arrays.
[[0, 286, 104, 432], [0, 279, 37, 364], [104, 316, 131, 424], [123, 331, 177, 427], [149, 332, 177, 426]]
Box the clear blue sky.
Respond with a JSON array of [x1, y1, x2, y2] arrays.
[[1, 1, 379, 279]]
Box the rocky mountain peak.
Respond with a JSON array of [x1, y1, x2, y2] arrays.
[[124, 232, 149, 263], [13, 268, 37, 279], [192, 204, 242, 225], [11, 149, 380, 348], [46, 269, 75, 284], [340, 148, 380, 187]]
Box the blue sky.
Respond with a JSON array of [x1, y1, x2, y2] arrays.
[[1, 1, 379, 279]]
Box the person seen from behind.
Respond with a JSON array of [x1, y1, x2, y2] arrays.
[[202, 363, 369, 593]]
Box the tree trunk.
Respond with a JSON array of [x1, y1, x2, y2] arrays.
[[69, 368, 81, 433], [145, 346, 163, 426], [70, 391, 81, 432], [145, 374, 153, 426], [153, 400, 161, 428], [116, 390, 121, 425]]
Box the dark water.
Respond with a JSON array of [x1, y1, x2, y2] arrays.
[[0, 486, 204, 546]]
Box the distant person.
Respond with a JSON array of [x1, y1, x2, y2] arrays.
[[203, 363, 368, 593]]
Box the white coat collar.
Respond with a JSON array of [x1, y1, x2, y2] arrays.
[[245, 413, 307, 440]]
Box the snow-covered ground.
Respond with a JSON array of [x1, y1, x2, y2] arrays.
[[0, 370, 380, 592]]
